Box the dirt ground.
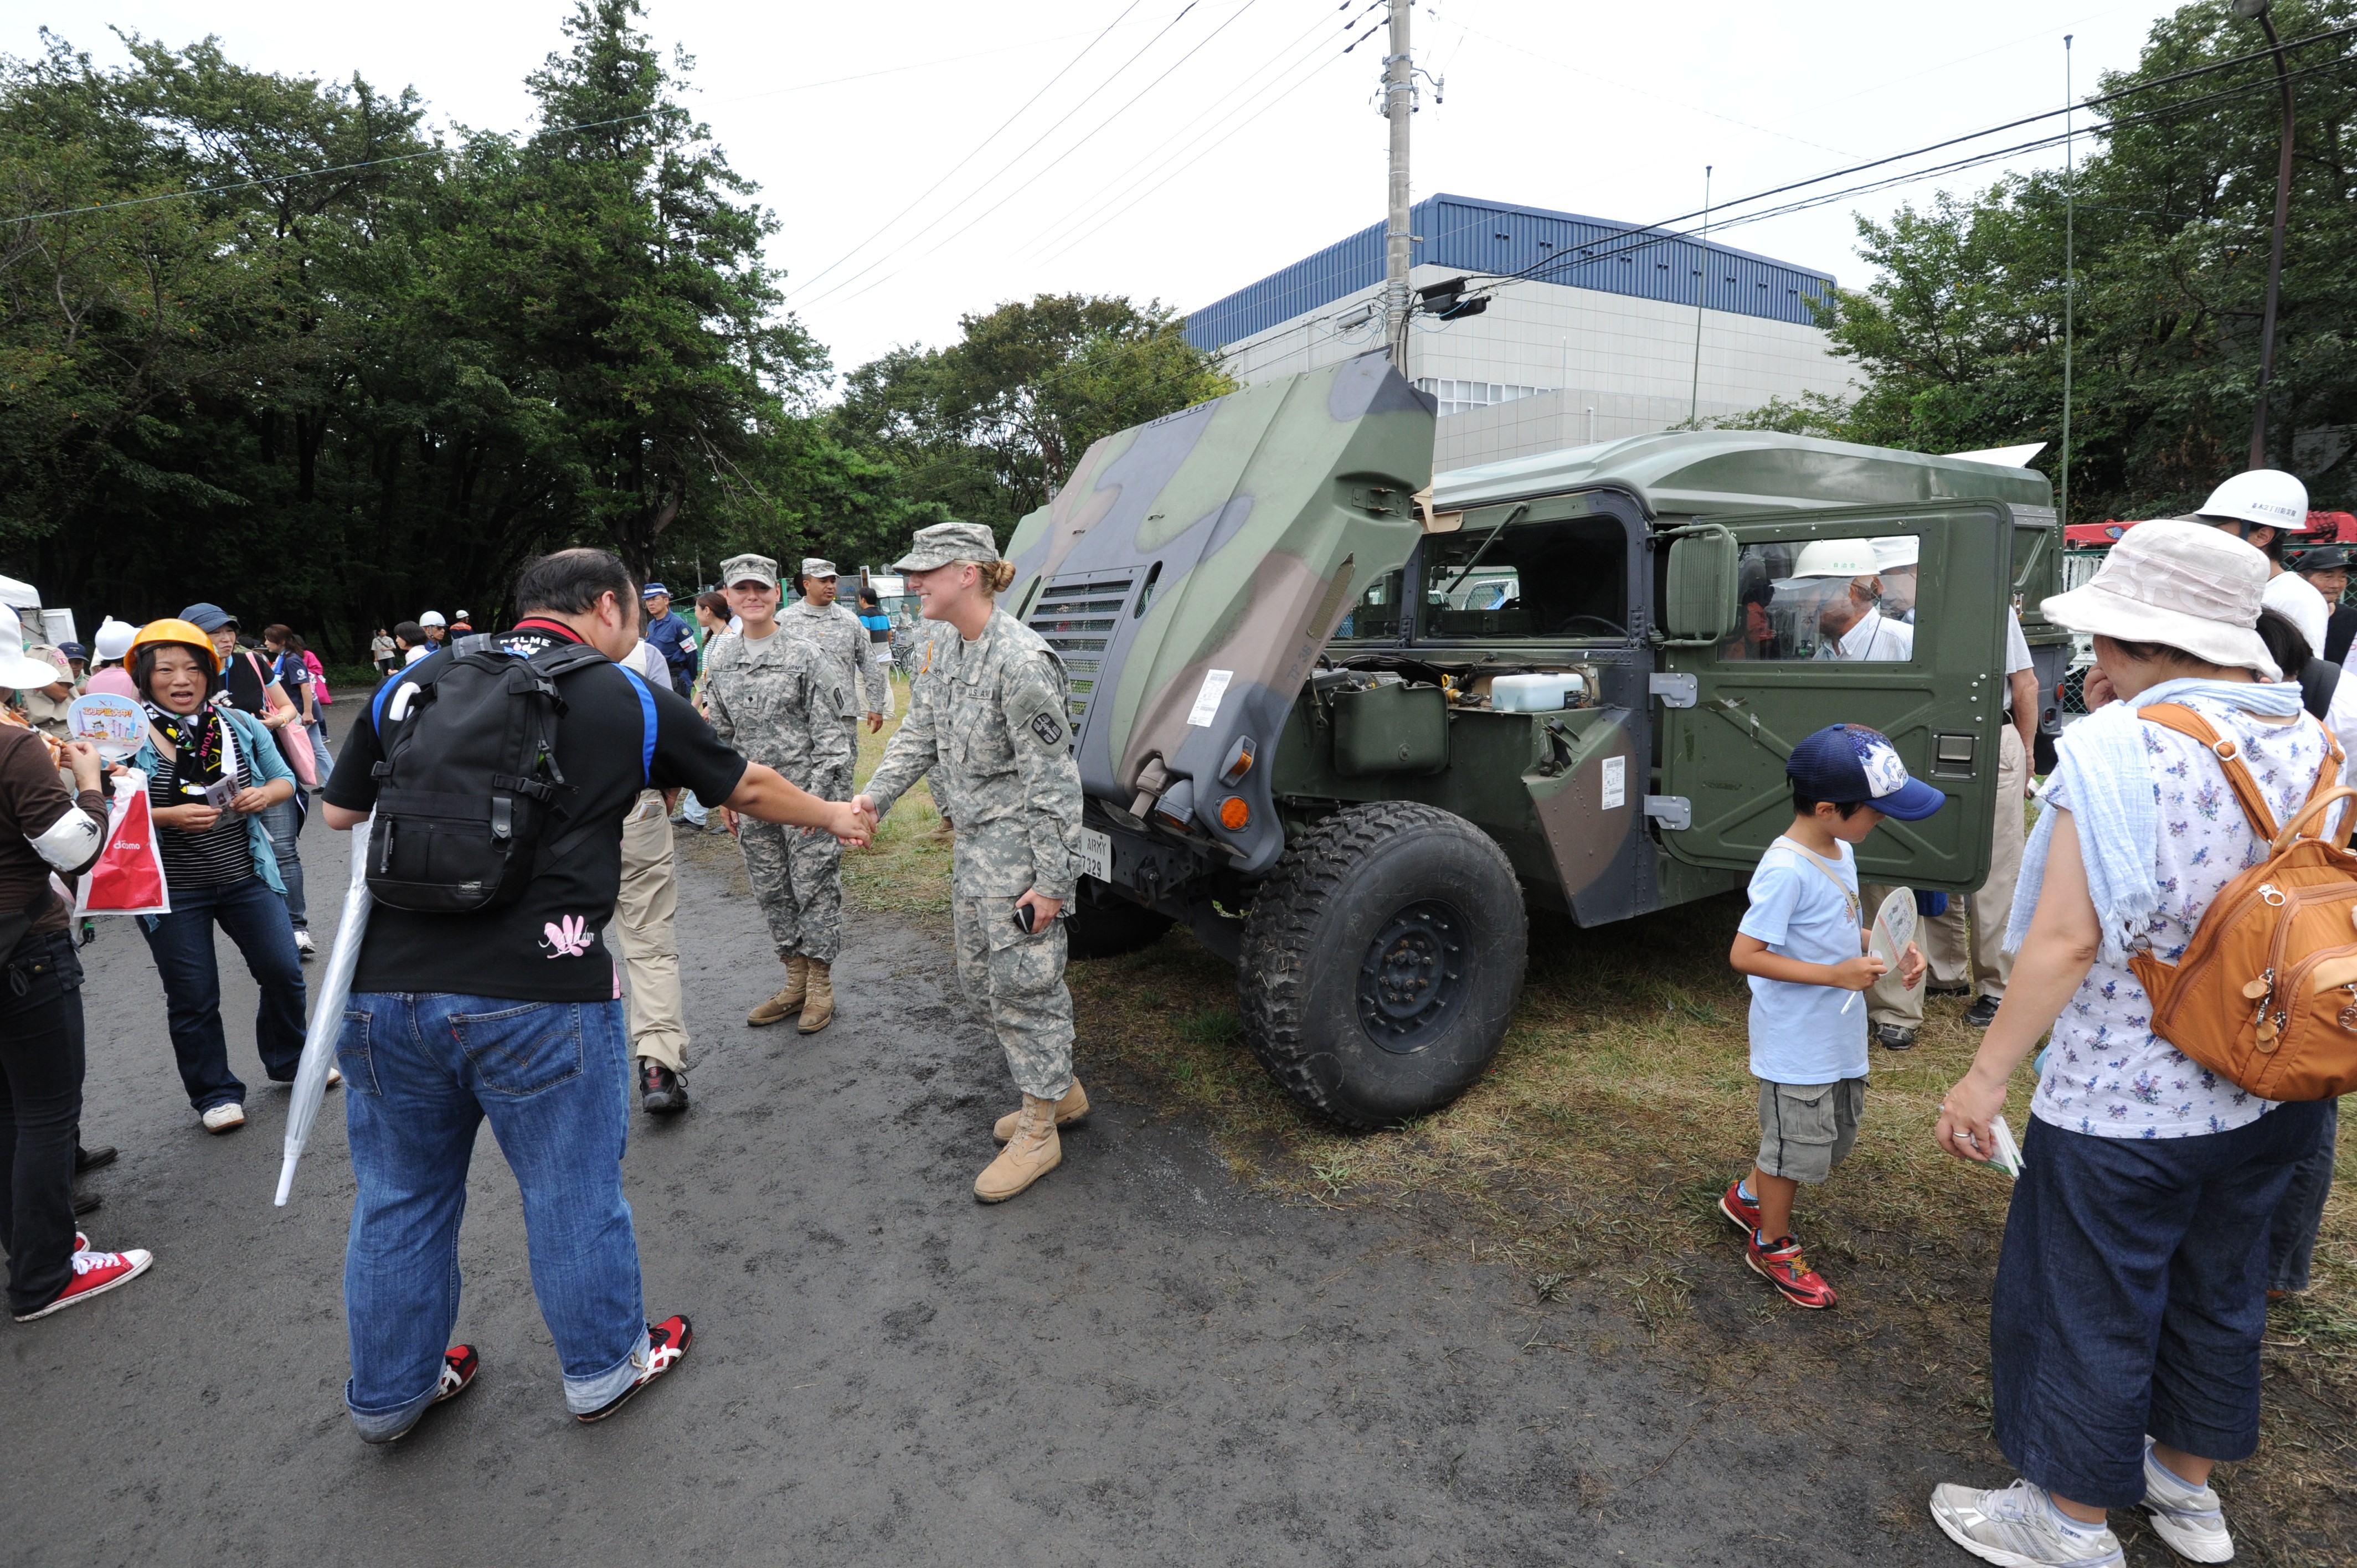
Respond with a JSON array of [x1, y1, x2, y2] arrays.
[[6, 693, 2348, 1566]]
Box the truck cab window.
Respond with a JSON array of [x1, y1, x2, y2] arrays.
[[1417, 513, 1626, 640], [1718, 537, 1918, 662], [1334, 569, 1407, 640]]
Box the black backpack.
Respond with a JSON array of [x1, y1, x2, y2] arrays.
[[364, 635, 621, 913], [2299, 656, 2344, 723]]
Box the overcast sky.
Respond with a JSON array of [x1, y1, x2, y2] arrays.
[[15, 0, 2195, 383]]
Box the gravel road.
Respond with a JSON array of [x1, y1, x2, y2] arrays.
[[8, 780, 1965, 1567]]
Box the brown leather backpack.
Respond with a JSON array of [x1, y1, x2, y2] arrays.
[[2127, 704, 2357, 1101]]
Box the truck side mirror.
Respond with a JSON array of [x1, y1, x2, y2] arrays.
[[1660, 525, 1738, 645]]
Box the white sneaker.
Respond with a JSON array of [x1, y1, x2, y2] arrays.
[[200, 1103, 246, 1134], [326, 1066, 343, 1089], [2142, 1440, 2234, 1563], [294, 930, 316, 959], [1929, 1479, 2124, 1567]]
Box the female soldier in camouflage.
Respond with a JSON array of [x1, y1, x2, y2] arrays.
[[856, 522, 1085, 1202], [704, 553, 854, 1034]]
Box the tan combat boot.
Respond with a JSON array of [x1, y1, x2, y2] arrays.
[[975, 1095, 1063, 1203], [796, 960, 836, 1034], [992, 1078, 1089, 1143], [747, 955, 809, 1027]]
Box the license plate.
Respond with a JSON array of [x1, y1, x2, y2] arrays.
[[1079, 827, 1113, 884]]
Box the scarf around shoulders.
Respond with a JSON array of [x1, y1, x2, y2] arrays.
[[2005, 675, 2309, 963]]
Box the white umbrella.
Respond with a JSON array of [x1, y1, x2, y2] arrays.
[[275, 814, 373, 1206]]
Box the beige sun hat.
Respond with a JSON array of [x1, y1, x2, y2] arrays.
[[2040, 518, 2278, 680]]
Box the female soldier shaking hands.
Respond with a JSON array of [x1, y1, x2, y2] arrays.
[[855, 522, 1086, 1203]]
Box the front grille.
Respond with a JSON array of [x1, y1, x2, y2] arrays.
[[1028, 575, 1133, 730]]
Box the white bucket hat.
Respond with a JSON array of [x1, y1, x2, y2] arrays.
[[2040, 518, 2279, 680], [0, 608, 65, 690]]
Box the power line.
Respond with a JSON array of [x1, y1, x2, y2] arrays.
[[1020, 11, 1349, 267], [779, 0, 1150, 301], [1463, 27, 2357, 299], [1012, 4, 1340, 264], [814, 0, 1283, 310]]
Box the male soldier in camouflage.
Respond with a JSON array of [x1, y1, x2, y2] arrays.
[[856, 521, 1086, 1203], [704, 552, 855, 1033], [781, 558, 888, 758]]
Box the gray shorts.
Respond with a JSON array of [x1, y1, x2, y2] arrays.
[[1756, 1077, 1866, 1185]]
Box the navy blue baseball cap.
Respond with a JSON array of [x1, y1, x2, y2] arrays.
[[178, 602, 236, 632], [1787, 724, 1947, 821]]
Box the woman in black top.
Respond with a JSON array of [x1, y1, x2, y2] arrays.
[[125, 621, 314, 1134], [0, 711, 152, 1321]]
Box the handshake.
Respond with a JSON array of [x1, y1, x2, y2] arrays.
[[716, 767, 882, 847], [826, 794, 881, 847]]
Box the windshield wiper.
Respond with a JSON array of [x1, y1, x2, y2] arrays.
[[1435, 503, 1526, 603]]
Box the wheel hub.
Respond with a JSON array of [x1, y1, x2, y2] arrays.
[[1356, 900, 1470, 1054]]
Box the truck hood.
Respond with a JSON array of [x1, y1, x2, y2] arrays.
[[1003, 351, 1435, 874]]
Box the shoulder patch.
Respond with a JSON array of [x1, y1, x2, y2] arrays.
[[1028, 710, 1066, 747]]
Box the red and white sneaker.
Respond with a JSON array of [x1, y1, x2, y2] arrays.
[[13, 1245, 154, 1322], [435, 1344, 480, 1404], [576, 1314, 693, 1423], [375, 1344, 481, 1443], [1718, 1179, 1761, 1234], [1747, 1233, 1838, 1310]]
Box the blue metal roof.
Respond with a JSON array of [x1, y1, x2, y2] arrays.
[[1185, 193, 1838, 350]]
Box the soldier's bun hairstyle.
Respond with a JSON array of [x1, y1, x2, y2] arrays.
[[972, 559, 1018, 595]]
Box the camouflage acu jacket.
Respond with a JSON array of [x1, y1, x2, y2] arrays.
[[781, 596, 888, 720], [864, 607, 1083, 899], [701, 626, 853, 788]]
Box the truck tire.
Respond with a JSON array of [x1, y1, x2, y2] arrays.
[[1066, 888, 1177, 961], [1237, 802, 1526, 1129]]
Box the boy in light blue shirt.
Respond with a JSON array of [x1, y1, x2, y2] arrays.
[[1722, 724, 1942, 1309]]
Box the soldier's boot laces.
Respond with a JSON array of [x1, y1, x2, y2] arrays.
[[796, 961, 836, 1035], [974, 1095, 1063, 1204], [994, 1078, 1089, 1144], [748, 955, 810, 1027]]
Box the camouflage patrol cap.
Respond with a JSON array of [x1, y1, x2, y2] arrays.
[[892, 520, 999, 574], [800, 558, 837, 579], [720, 552, 780, 589]]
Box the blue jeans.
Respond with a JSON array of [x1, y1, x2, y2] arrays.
[[138, 876, 306, 1111], [260, 795, 306, 929], [1992, 1103, 2332, 1507], [2268, 1098, 2338, 1293], [338, 992, 649, 1438], [306, 719, 333, 783]]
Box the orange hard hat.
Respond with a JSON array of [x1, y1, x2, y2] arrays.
[[128, 618, 223, 670]]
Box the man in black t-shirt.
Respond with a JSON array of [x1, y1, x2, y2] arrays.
[[320, 548, 871, 1442]]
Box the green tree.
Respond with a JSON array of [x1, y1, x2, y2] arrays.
[[1710, 0, 2357, 523], [832, 293, 1234, 543]]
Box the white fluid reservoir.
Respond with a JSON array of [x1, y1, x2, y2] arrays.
[[1491, 672, 1586, 712]]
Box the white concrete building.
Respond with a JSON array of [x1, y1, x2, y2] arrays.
[[1186, 194, 1856, 471]]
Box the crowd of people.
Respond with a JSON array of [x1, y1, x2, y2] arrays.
[[0, 478, 2346, 1564]]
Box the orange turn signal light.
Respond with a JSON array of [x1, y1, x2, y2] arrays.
[[1218, 796, 1250, 832]]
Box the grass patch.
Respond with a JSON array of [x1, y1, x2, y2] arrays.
[[836, 741, 2354, 1561], [841, 677, 952, 924]]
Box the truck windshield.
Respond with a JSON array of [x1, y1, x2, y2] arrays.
[[1415, 513, 1627, 640]]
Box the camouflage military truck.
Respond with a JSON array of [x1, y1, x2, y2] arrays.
[[1002, 351, 2062, 1129]]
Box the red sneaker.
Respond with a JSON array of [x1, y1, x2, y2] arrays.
[[1747, 1233, 1838, 1309], [1718, 1179, 1761, 1234], [13, 1245, 154, 1322], [575, 1314, 693, 1423], [435, 1344, 480, 1404]]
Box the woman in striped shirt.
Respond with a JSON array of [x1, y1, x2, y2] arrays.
[[123, 621, 318, 1136]]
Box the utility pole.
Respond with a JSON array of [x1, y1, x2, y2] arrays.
[[2237, 0, 2294, 470], [1689, 166, 1711, 424], [1382, 0, 1413, 374], [2061, 35, 2074, 528]]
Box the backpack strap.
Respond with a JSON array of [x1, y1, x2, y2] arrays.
[[2137, 703, 2283, 842]]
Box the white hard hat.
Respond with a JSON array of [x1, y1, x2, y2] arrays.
[[2195, 468, 2310, 532], [1788, 539, 1880, 579], [419, 610, 446, 627], [455, 609, 471, 620], [92, 617, 137, 662], [1870, 535, 1920, 572]]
